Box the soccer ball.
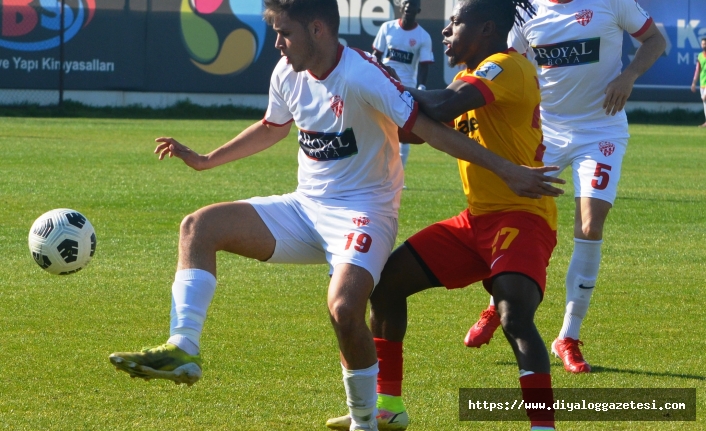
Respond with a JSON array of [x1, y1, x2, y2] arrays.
[[28, 209, 96, 275]]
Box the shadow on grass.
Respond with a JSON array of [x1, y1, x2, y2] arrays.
[[496, 361, 705, 381]]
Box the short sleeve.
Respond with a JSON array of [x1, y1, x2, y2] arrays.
[[419, 30, 434, 63], [508, 22, 530, 54], [372, 22, 387, 53], [263, 59, 294, 126], [613, 0, 652, 37], [351, 49, 418, 131], [457, 56, 523, 106]]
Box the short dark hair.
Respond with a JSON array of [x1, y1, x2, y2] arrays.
[[264, 0, 340, 36], [460, 0, 536, 35]]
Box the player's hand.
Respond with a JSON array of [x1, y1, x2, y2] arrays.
[[503, 165, 565, 199], [603, 73, 636, 116], [154, 137, 207, 170], [692, 83, 697, 93]]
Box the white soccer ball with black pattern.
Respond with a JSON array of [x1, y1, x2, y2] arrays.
[[28, 209, 96, 275]]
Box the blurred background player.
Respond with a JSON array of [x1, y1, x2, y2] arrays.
[[464, 0, 666, 375], [327, 0, 564, 429], [691, 36, 706, 127], [372, 0, 434, 176]]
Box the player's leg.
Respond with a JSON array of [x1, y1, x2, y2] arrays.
[[554, 130, 627, 373], [109, 201, 276, 384], [492, 274, 555, 430], [700, 87, 706, 127], [328, 263, 381, 431], [326, 244, 436, 431]]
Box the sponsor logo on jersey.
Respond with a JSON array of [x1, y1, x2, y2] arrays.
[[575, 9, 594, 26], [532, 37, 600, 68], [474, 62, 503, 80], [330, 95, 344, 118], [598, 141, 615, 156], [386, 47, 414, 64], [298, 128, 358, 161], [352, 216, 370, 227], [409, 38, 417, 47]]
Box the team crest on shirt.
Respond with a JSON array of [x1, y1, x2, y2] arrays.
[[474, 62, 503, 81], [352, 217, 370, 227], [330, 95, 344, 118], [598, 141, 615, 157], [575, 9, 593, 26], [409, 39, 417, 47]]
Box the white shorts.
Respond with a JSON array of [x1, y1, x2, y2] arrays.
[[543, 123, 629, 205], [244, 192, 398, 286]]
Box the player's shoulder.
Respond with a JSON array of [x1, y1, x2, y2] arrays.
[[342, 47, 389, 84]]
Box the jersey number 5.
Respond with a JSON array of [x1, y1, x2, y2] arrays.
[[344, 233, 372, 253], [591, 163, 612, 190]]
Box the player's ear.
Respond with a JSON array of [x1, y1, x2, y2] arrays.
[[310, 19, 325, 39], [481, 20, 496, 37]]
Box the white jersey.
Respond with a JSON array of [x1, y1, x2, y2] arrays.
[[372, 20, 434, 88], [264, 45, 418, 218], [509, 0, 652, 129]]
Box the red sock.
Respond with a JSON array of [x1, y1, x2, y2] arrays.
[[374, 338, 403, 396], [519, 373, 555, 429]]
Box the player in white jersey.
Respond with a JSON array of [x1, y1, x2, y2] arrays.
[[372, 0, 434, 173], [464, 0, 666, 374], [107, 0, 564, 430]]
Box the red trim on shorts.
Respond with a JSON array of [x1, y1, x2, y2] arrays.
[[262, 118, 294, 127], [630, 17, 653, 38], [458, 76, 495, 104]]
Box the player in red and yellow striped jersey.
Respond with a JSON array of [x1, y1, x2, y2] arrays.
[[327, 1, 562, 430]]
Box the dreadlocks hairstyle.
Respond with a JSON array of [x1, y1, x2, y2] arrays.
[[264, 0, 340, 37], [460, 0, 536, 35]]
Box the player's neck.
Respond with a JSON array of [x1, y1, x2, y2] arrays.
[[400, 17, 417, 30], [466, 41, 510, 70], [308, 42, 342, 79]]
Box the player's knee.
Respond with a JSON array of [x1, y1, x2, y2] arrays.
[[328, 300, 363, 333], [578, 219, 604, 240], [499, 311, 533, 339], [179, 212, 200, 241]]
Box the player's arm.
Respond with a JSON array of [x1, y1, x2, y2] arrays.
[[603, 21, 666, 115], [154, 120, 292, 171], [410, 113, 564, 199], [417, 62, 430, 88], [406, 80, 486, 123]]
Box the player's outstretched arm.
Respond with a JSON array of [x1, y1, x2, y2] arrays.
[[155, 121, 292, 171], [603, 22, 666, 115], [411, 113, 564, 199], [406, 79, 485, 123]]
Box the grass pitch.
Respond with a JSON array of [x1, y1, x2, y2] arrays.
[[0, 117, 704, 430]]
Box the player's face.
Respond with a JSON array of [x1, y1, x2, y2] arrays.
[[272, 13, 317, 72], [442, 4, 483, 68], [400, 0, 421, 19]]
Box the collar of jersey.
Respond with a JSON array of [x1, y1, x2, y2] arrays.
[[397, 19, 419, 30], [308, 44, 344, 81]]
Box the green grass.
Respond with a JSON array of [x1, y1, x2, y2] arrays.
[[0, 118, 704, 430]]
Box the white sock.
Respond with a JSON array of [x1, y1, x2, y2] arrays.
[[558, 239, 602, 340], [342, 362, 378, 427], [167, 268, 217, 355], [489, 296, 495, 307], [702, 100, 706, 121], [399, 143, 410, 169]]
